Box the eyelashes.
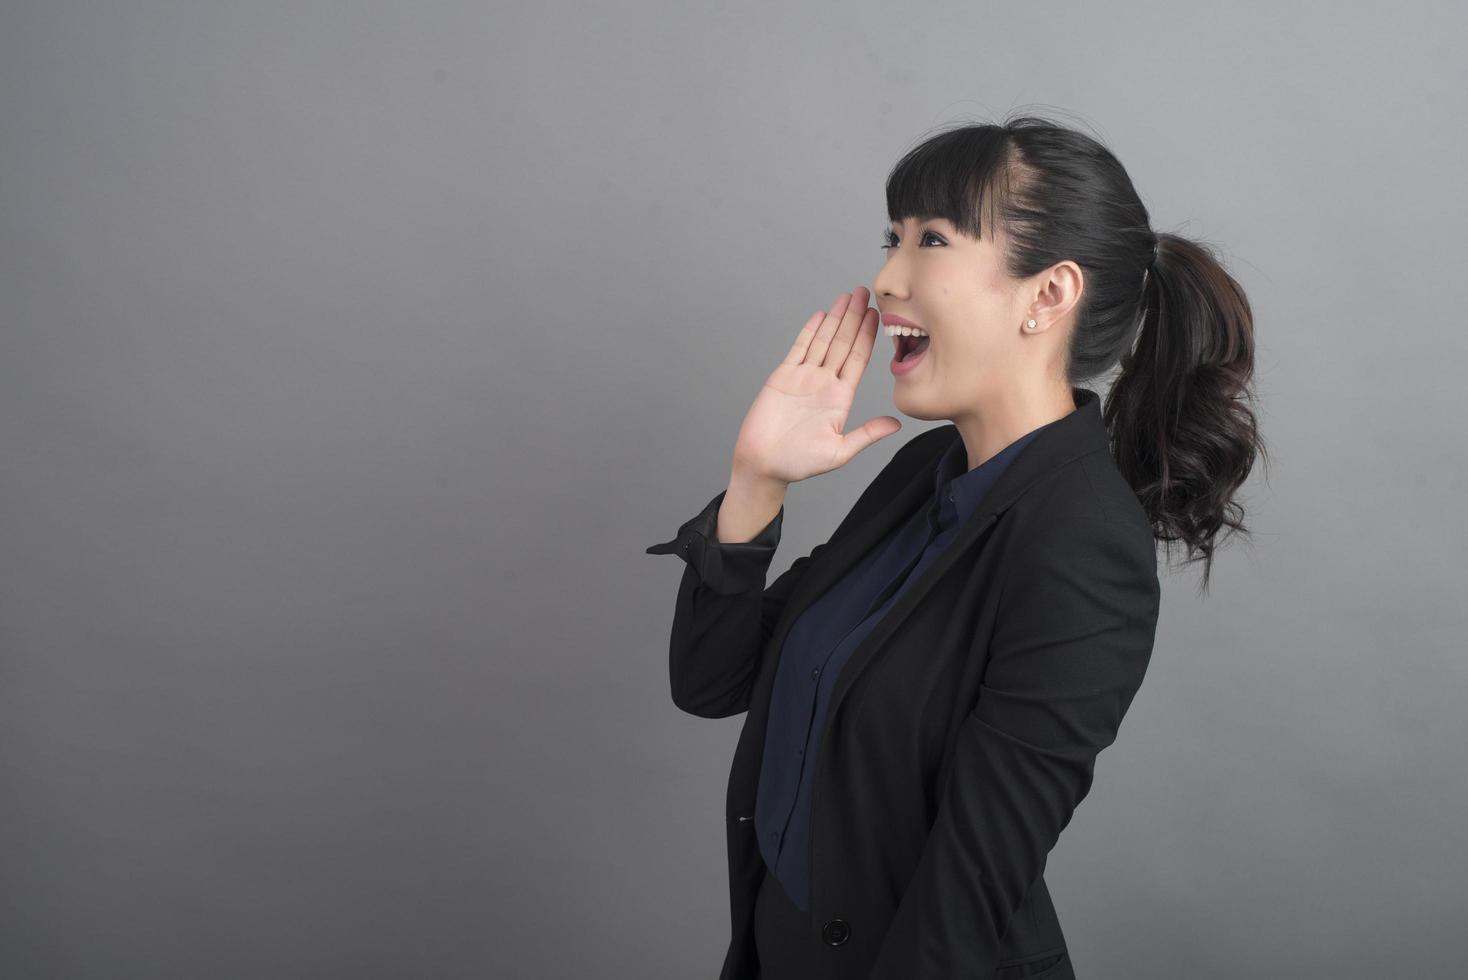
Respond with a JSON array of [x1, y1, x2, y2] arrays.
[[880, 229, 944, 250]]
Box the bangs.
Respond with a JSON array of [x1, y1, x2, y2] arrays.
[[884, 125, 1016, 242]]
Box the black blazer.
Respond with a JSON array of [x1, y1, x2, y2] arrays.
[[655, 386, 1162, 980]]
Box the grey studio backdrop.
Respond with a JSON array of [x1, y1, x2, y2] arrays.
[[1, 2, 1463, 978]]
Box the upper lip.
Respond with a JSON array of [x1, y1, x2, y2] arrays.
[[881, 313, 922, 328]]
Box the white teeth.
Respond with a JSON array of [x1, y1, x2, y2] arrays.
[[884, 325, 928, 337]]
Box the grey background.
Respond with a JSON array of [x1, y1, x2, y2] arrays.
[[1, 1, 1463, 977]]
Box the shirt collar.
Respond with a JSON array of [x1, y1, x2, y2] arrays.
[[930, 423, 1050, 530]]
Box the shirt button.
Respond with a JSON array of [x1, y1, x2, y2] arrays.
[[810, 667, 820, 681], [795, 747, 803, 757]]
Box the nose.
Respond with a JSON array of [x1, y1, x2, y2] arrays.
[[872, 257, 906, 303]]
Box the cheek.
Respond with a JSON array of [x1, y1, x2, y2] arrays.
[[918, 263, 1009, 352]]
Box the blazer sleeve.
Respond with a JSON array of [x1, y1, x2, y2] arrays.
[[644, 488, 830, 719], [868, 508, 1162, 979]]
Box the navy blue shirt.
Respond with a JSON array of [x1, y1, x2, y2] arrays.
[[752, 424, 1046, 912]]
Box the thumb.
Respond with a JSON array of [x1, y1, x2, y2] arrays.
[[836, 416, 903, 466]]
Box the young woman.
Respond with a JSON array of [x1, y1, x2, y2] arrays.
[[647, 115, 1264, 980]]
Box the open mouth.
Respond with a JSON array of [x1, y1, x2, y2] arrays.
[[895, 334, 931, 362]]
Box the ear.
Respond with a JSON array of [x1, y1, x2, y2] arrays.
[[1025, 260, 1084, 331]]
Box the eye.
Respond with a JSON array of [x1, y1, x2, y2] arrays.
[[880, 229, 945, 250]]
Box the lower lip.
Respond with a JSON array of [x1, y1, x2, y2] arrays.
[[890, 340, 929, 377]]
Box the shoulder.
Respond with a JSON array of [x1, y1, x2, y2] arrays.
[[1007, 449, 1157, 575], [1077, 451, 1155, 538]]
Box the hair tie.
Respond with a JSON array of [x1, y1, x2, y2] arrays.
[[1139, 235, 1161, 294]]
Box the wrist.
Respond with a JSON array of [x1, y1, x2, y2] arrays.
[[727, 465, 789, 502]]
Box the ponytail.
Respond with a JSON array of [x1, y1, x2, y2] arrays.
[[1107, 232, 1269, 591]]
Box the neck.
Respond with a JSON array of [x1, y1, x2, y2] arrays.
[[951, 384, 1077, 471]]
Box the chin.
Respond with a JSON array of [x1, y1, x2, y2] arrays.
[[892, 386, 947, 423]]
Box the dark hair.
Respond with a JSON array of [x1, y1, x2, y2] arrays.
[[884, 111, 1267, 592]]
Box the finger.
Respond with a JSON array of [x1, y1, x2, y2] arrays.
[[805, 291, 852, 366], [783, 310, 829, 366], [835, 415, 903, 467], [823, 286, 871, 370], [836, 309, 880, 386]]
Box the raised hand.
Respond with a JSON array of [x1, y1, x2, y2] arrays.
[[731, 286, 902, 486]]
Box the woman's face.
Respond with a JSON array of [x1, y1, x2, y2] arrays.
[[872, 215, 1079, 424], [872, 215, 1025, 418]]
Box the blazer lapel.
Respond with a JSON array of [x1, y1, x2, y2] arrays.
[[782, 442, 951, 633], [733, 431, 949, 755]]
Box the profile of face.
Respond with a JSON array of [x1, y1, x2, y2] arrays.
[[872, 215, 1079, 425]]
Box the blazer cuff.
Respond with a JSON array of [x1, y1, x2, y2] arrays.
[[644, 489, 783, 594]]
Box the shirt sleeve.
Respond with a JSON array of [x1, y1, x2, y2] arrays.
[[867, 512, 1161, 978], [644, 488, 783, 595]]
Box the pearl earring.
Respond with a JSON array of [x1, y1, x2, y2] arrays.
[[1025, 319, 1037, 330]]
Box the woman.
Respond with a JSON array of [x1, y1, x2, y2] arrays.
[[646, 116, 1263, 980]]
